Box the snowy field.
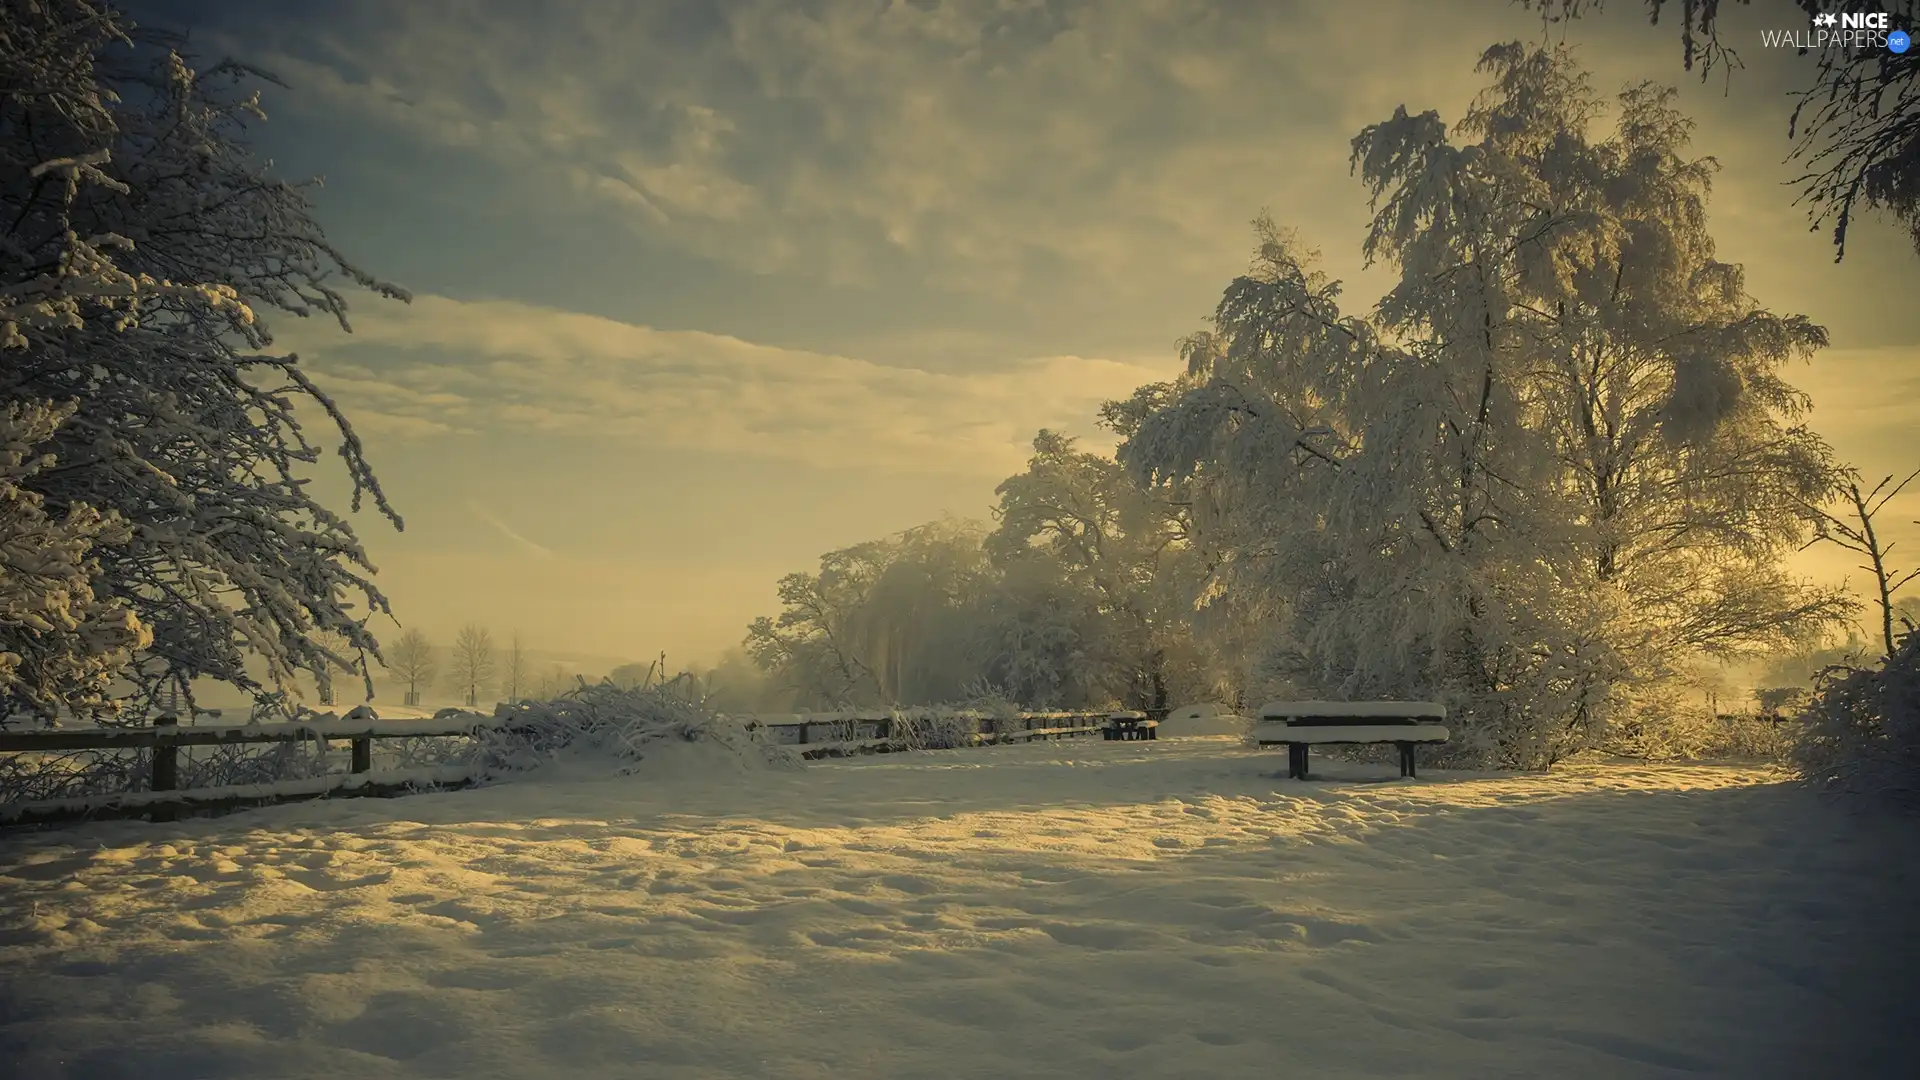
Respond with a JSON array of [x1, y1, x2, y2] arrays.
[[2, 736, 1916, 1079]]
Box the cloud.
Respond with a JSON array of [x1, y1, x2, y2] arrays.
[[202, 1, 1438, 302], [175, 0, 1911, 378], [280, 294, 1170, 476]]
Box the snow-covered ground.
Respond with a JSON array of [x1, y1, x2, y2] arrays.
[[2, 736, 1915, 1079]]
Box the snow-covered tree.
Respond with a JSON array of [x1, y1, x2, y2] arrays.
[[307, 628, 357, 706], [2, 0, 409, 719], [1120, 44, 1848, 765], [693, 648, 785, 714], [969, 555, 1107, 708], [1523, 0, 1919, 260], [447, 623, 495, 707], [1758, 621, 1873, 688], [746, 519, 997, 708], [388, 628, 435, 707], [533, 662, 571, 700], [0, 400, 149, 722], [987, 429, 1219, 711]]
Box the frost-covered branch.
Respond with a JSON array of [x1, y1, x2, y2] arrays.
[[1, 1, 410, 719]]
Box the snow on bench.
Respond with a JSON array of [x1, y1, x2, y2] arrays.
[[1253, 701, 1448, 779]]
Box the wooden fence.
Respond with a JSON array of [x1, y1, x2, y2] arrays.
[[0, 709, 1109, 827]]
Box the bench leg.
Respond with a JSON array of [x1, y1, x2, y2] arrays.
[[1288, 743, 1310, 780], [1398, 742, 1417, 778]]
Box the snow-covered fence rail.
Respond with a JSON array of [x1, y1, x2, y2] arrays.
[[0, 709, 507, 826], [748, 710, 1108, 752], [0, 708, 1108, 827]]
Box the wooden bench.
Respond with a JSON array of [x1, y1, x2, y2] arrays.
[[1104, 711, 1160, 741], [1253, 701, 1447, 779]]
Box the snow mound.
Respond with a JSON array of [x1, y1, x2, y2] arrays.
[[1161, 702, 1252, 737], [472, 684, 802, 782]]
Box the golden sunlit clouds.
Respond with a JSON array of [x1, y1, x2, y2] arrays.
[[281, 295, 1168, 478]]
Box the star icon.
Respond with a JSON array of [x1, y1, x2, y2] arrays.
[[1813, 11, 1838, 26]]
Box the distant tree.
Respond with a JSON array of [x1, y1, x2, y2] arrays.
[[534, 663, 571, 699], [987, 429, 1212, 711], [607, 659, 658, 691], [1897, 595, 1920, 633], [1, 0, 411, 720], [447, 624, 495, 707], [971, 556, 1108, 708], [700, 648, 785, 713], [502, 631, 529, 701], [746, 519, 996, 708], [1754, 684, 1811, 717], [308, 629, 357, 707], [388, 629, 436, 707], [1521, 0, 1920, 260], [1759, 623, 1873, 687]]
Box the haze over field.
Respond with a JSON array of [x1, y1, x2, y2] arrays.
[[120, 0, 1919, 669]]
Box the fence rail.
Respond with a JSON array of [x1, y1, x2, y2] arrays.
[[0, 708, 1110, 827]]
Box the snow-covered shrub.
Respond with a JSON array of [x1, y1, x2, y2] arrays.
[[1601, 690, 1793, 762], [886, 707, 985, 751], [177, 737, 336, 791], [0, 746, 139, 803], [1790, 630, 1920, 808], [465, 682, 802, 779], [886, 687, 1024, 750]]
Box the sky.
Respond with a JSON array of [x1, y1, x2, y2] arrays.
[[126, 0, 1918, 667]]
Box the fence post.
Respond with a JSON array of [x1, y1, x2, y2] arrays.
[[798, 722, 809, 745], [150, 713, 179, 823], [351, 737, 372, 774]]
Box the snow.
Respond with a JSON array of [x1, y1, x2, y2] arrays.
[[1161, 703, 1251, 738], [1259, 700, 1447, 719], [1250, 723, 1450, 743], [3, 736, 1916, 1079], [0, 766, 475, 825]]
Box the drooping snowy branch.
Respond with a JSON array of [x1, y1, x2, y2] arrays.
[[1, 1, 411, 719]]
